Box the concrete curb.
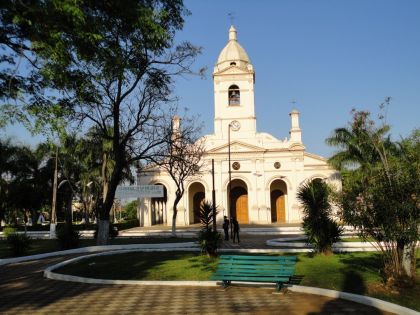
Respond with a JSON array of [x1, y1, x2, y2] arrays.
[[1, 245, 317, 266], [0, 242, 198, 266], [43, 250, 418, 315], [266, 240, 420, 253]]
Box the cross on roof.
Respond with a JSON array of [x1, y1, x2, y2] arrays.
[[228, 12, 235, 25]]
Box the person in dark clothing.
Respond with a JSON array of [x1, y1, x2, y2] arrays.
[[222, 216, 230, 241], [232, 217, 240, 243], [230, 216, 234, 239]]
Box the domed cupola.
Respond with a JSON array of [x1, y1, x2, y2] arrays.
[[214, 26, 253, 72]]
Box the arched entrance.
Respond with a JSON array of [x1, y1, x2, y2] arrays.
[[188, 182, 205, 224], [151, 184, 167, 225], [270, 179, 287, 223], [229, 179, 248, 224]]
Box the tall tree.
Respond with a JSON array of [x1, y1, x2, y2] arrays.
[[327, 106, 419, 286], [0, 139, 53, 225], [157, 115, 204, 236], [1, 1, 201, 244]]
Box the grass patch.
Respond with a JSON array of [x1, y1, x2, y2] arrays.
[[58, 251, 218, 281], [55, 251, 420, 311], [0, 237, 195, 259]]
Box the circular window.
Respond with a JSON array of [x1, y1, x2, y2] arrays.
[[274, 162, 281, 169], [232, 162, 240, 170]]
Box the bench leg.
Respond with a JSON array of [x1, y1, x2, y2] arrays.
[[276, 282, 283, 292], [222, 280, 230, 288]]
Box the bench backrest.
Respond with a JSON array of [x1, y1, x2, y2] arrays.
[[217, 255, 296, 275]]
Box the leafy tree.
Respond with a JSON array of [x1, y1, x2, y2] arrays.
[[157, 115, 204, 236], [297, 179, 342, 254], [122, 200, 138, 221], [1, 1, 201, 244], [0, 139, 53, 226], [0, 138, 18, 223], [327, 106, 419, 286]]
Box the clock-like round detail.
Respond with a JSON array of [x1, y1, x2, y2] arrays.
[[232, 162, 241, 170], [274, 162, 281, 169], [230, 120, 241, 131]]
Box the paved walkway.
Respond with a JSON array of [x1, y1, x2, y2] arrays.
[[0, 254, 395, 314], [221, 233, 283, 249]]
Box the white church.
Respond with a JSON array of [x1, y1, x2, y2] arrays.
[[137, 26, 340, 226]]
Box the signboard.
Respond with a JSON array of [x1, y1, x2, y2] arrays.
[[115, 185, 164, 199]]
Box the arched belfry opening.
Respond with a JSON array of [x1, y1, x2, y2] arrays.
[[229, 179, 248, 224], [270, 180, 288, 223], [151, 184, 167, 225], [188, 182, 205, 224], [228, 85, 240, 106]]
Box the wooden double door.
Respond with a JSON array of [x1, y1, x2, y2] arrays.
[[231, 187, 248, 224], [193, 192, 205, 223], [271, 190, 286, 223]]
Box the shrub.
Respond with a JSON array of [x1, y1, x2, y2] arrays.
[[122, 200, 138, 220], [56, 225, 80, 250], [2, 226, 17, 237], [7, 233, 31, 256], [115, 219, 139, 231], [197, 201, 222, 257], [198, 229, 222, 257], [297, 179, 342, 254]]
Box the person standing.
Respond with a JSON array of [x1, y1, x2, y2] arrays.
[[222, 216, 230, 241], [232, 217, 240, 243]]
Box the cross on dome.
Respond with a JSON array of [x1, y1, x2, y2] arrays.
[[215, 25, 252, 71]]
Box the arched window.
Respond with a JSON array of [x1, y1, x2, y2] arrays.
[[228, 85, 240, 105]]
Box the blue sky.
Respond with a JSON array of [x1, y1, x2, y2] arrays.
[[173, 0, 420, 157], [3, 0, 420, 157]]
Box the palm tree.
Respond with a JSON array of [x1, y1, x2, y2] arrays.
[[325, 110, 393, 170], [0, 138, 18, 223], [297, 179, 341, 254]]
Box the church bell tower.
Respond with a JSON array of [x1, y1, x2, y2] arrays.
[[213, 26, 256, 139]]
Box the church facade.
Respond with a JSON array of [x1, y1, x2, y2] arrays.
[[137, 26, 340, 226]]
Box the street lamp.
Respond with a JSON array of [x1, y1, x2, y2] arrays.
[[253, 172, 262, 221], [228, 123, 232, 220]]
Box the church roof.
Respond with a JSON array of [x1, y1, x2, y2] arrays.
[[216, 26, 251, 70]]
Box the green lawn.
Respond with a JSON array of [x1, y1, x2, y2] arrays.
[[58, 251, 218, 281], [56, 251, 420, 311], [0, 237, 196, 259]]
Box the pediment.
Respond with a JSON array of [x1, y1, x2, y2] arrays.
[[288, 142, 305, 151], [207, 140, 266, 154], [215, 65, 253, 75], [304, 152, 328, 164]]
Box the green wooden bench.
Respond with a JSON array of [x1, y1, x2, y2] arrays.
[[211, 255, 296, 291]]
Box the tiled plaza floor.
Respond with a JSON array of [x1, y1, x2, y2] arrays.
[[0, 255, 395, 315], [221, 233, 283, 249]]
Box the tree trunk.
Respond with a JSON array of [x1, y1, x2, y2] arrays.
[[402, 243, 416, 279], [171, 194, 182, 237], [97, 154, 124, 245], [50, 146, 58, 238], [171, 210, 177, 237], [65, 188, 73, 228], [97, 219, 109, 245]]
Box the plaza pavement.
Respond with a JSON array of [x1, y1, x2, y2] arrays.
[[0, 227, 397, 315]]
